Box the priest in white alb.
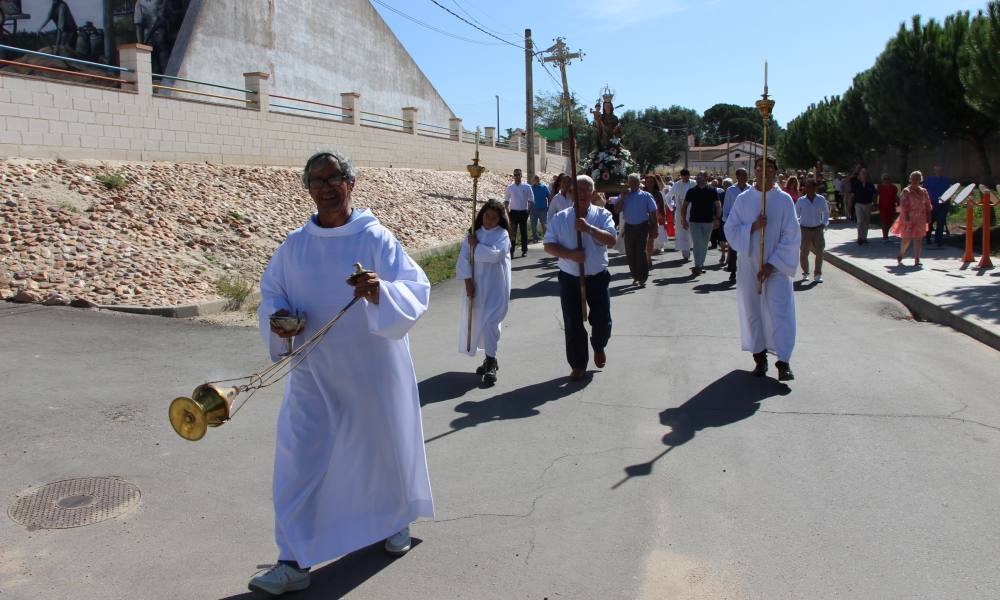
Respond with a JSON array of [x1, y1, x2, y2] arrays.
[[724, 156, 800, 381], [250, 151, 434, 596]]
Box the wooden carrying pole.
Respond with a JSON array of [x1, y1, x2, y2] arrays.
[[545, 39, 587, 321], [754, 62, 775, 295]]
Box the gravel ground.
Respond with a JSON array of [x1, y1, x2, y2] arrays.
[[1, 158, 536, 308]]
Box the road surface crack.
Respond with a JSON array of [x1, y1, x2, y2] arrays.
[[759, 409, 1000, 432]]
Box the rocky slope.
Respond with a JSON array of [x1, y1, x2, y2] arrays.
[[0, 158, 525, 307]]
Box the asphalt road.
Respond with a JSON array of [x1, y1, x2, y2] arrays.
[[1, 243, 998, 600]]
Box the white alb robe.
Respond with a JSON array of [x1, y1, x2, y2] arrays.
[[723, 186, 801, 362], [455, 226, 512, 356], [668, 179, 697, 255], [257, 209, 434, 567]]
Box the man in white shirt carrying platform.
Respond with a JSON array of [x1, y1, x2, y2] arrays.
[[543, 175, 618, 382], [795, 178, 830, 283], [505, 168, 534, 258]]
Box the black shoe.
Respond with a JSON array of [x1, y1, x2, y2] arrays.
[[751, 352, 768, 377], [482, 357, 498, 384], [776, 361, 794, 381], [729, 272, 736, 283], [475, 357, 490, 376]]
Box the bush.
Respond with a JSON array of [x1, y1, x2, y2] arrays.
[[215, 274, 254, 307], [96, 173, 128, 190]]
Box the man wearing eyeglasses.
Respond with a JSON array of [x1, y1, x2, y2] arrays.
[[250, 151, 434, 595]]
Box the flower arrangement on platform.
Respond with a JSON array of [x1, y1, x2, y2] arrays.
[[585, 137, 635, 186]]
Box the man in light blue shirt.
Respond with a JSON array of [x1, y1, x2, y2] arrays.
[[795, 178, 829, 282], [544, 175, 618, 381], [529, 175, 549, 242], [616, 173, 658, 286]]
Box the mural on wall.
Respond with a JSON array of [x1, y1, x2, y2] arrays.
[[0, 0, 190, 74]]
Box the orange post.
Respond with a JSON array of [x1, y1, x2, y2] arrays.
[[962, 198, 976, 263], [978, 192, 995, 269]]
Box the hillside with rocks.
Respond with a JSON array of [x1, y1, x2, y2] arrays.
[[0, 158, 526, 308]]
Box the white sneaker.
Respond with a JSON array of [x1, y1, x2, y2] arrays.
[[248, 563, 310, 596], [385, 525, 412, 556], [814, 274, 823, 283], [801, 273, 810, 282]]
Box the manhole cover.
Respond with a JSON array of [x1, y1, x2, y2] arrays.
[[8, 477, 140, 529]]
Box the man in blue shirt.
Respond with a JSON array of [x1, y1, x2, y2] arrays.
[[616, 173, 658, 286], [923, 165, 951, 247], [529, 175, 549, 242], [543, 175, 618, 381]]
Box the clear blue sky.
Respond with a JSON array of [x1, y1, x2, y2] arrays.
[[371, 0, 987, 131]]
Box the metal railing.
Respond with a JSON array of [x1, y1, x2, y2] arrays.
[[416, 121, 451, 139], [359, 110, 408, 131], [151, 73, 255, 105], [0, 43, 130, 86], [0, 43, 133, 73], [269, 94, 351, 120]]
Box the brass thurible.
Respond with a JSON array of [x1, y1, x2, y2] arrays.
[[168, 264, 371, 441]]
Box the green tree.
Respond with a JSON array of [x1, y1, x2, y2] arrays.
[[961, 2, 1000, 124], [533, 91, 594, 155], [778, 107, 816, 169], [702, 103, 780, 145], [864, 16, 938, 180], [617, 105, 702, 171], [930, 11, 996, 184], [806, 97, 853, 170], [838, 71, 886, 166]]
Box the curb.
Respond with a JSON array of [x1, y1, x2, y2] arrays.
[[97, 242, 463, 319], [100, 291, 261, 319], [824, 250, 1000, 353]]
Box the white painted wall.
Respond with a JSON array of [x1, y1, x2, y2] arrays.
[[0, 69, 570, 175]]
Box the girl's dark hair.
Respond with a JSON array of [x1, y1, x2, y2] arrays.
[[474, 199, 511, 236]]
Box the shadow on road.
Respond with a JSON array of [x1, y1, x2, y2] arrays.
[[511, 256, 557, 272], [222, 540, 421, 600], [418, 371, 484, 406], [611, 370, 790, 489], [509, 271, 558, 300], [424, 376, 583, 444]]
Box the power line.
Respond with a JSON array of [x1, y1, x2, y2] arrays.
[[449, 0, 521, 40], [371, 0, 507, 46], [428, 0, 526, 49]]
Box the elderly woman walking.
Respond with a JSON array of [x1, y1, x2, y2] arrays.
[[891, 170, 933, 268]]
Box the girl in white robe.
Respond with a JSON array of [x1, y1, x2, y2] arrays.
[[257, 208, 434, 569], [456, 199, 512, 384]]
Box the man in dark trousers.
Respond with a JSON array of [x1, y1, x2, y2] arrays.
[[543, 175, 618, 381], [504, 168, 533, 258], [616, 173, 658, 287]]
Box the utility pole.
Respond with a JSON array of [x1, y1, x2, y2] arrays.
[[684, 127, 690, 170], [495, 94, 500, 137], [524, 29, 535, 178], [725, 131, 731, 177]]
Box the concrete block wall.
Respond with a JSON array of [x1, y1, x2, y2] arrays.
[[0, 47, 571, 175]]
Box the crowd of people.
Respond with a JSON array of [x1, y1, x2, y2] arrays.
[[245, 147, 958, 596]]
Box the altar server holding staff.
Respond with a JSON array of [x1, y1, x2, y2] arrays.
[[724, 157, 800, 381], [457, 199, 512, 384], [250, 150, 434, 596]]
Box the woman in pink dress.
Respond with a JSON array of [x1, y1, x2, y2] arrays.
[[891, 170, 933, 267]]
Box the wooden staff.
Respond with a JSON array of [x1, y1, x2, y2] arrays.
[[755, 61, 775, 295]]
